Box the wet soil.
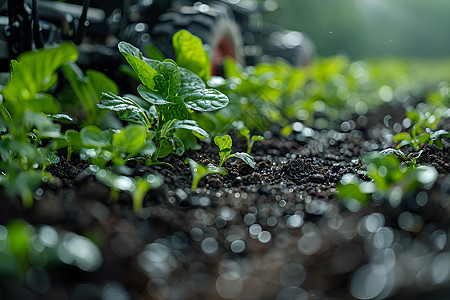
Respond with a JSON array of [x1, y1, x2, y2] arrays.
[[0, 114, 449, 300]]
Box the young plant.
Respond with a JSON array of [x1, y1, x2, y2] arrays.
[[238, 126, 264, 154], [95, 168, 163, 212], [98, 36, 229, 165], [214, 135, 256, 168], [337, 150, 438, 208], [184, 158, 227, 191], [0, 43, 78, 206], [394, 124, 449, 150], [395, 106, 450, 150]]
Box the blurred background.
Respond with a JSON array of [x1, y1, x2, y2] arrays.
[[266, 0, 450, 59]]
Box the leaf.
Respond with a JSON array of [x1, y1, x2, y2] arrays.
[[239, 127, 250, 138], [166, 120, 208, 138], [3, 43, 78, 102], [251, 135, 265, 142], [214, 135, 232, 162], [393, 132, 411, 142], [132, 174, 164, 212], [173, 30, 211, 82], [183, 89, 229, 111], [113, 125, 147, 154], [178, 67, 206, 97], [37, 147, 60, 165], [47, 113, 74, 122], [33, 93, 60, 114], [170, 136, 185, 156], [80, 125, 110, 148], [144, 45, 166, 61], [153, 59, 181, 97], [160, 96, 188, 122], [184, 158, 227, 191], [228, 152, 256, 168], [118, 41, 158, 90], [98, 92, 152, 128], [137, 84, 170, 105]]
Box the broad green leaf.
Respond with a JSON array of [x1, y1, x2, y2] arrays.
[[98, 92, 152, 128], [144, 45, 166, 61], [153, 59, 181, 97], [228, 152, 256, 168], [86, 69, 119, 95], [37, 147, 60, 165], [23, 110, 62, 139], [394, 132, 411, 142], [62, 62, 96, 116], [183, 89, 229, 111], [33, 93, 60, 114], [139, 140, 157, 156], [113, 125, 147, 154], [167, 119, 208, 138], [137, 84, 170, 105], [3, 43, 78, 102], [160, 96, 188, 121], [170, 136, 185, 156], [6, 170, 42, 207], [47, 113, 74, 122], [178, 67, 206, 97], [80, 125, 110, 148], [173, 30, 211, 82], [214, 135, 232, 161], [118, 41, 158, 90]]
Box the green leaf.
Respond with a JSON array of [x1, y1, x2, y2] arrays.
[[113, 125, 147, 154], [98, 92, 152, 128], [37, 147, 60, 165], [228, 152, 256, 168], [47, 113, 74, 122], [185, 158, 227, 191], [214, 135, 232, 164], [160, 96, 188, 121], [137, 84, 170, 105], [132, 174, 164, 212], [144, 45, 166, 61], [153, 59, 181, 97], [118, 41, 158, 90], [239, 127, 250, 138], [166, 120, 208, 138], [394, 132, 411, 142], [3, 43, 78, 102], [173, 30, 211, 82], [80, 125, 110, 148], [183, 89, 229, 112], [251, 135, 265, 142], [178, 67, 206, 97], [33, 93, 60, 114]]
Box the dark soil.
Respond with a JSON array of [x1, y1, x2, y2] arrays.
[[1, 114, 450, 300]]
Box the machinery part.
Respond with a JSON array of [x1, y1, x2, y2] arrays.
[[151, 2, 245, 76], [258, 29, 315, 66]]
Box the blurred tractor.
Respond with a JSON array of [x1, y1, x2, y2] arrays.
[[0, 0, 314, 75]]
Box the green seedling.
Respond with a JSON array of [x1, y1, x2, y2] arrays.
[[337, 150, 438, 208], [185, 158, 227, 191], [62, 62, 121, 128], [0, 43, 78, 206], [98, 35, 229, 165], [238, 126, 264, 154], [95, 168, 164, 212], [394, 124, 449, 150], [214, 135, 256, 168]]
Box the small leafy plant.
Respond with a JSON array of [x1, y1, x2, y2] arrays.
[[0, 43, 78, 206], [238, 126, 264, 154], [98, 36, 229, 166], [394, 106, 450, 150], [185, 158, 227, 191], [337, 150, 438, 208], [214, 135, 256, 168]]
